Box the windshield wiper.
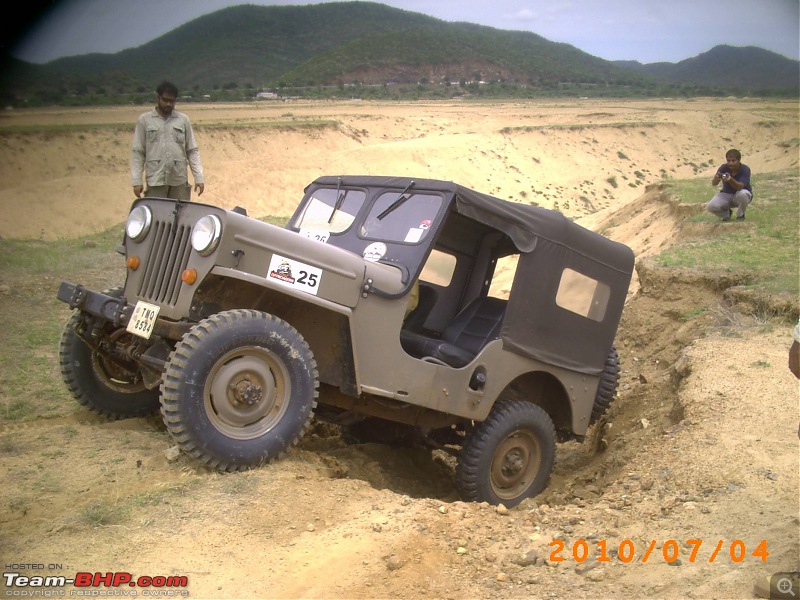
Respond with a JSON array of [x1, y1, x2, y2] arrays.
[[377, 180, 415, 220], [327, 176, 344, 224]]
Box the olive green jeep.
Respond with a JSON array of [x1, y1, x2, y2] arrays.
[[57, 176, 634, 506]]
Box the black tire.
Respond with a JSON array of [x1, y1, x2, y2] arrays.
[[455, 397, 556, 507], [590, 346, 620, 424], [59, 288, 160, 419], [160, 309, 318, 471]]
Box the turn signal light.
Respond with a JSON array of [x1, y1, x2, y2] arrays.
[[125, 256, 140, 270], [181, 269, 198, 285]]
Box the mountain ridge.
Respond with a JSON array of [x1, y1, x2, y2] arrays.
[[2, 2, 796, 105]]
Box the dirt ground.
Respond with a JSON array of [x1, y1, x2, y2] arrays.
[[0, 98, 798, 599]]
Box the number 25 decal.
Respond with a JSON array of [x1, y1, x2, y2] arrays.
[[267, 254, 323, 296], [297, 271, 318, 287]]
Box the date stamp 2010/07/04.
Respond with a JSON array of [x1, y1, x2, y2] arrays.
[[549, 539, 769, 564]]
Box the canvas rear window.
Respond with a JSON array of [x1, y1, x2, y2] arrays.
[[555, 268, 610, 322]]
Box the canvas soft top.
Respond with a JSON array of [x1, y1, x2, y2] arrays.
[[309, 176, 635, 375], [309, 175, 632, 269]]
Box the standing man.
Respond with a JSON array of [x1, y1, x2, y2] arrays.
[[131, 81, 205, 200], [706, 148, 752, 221]]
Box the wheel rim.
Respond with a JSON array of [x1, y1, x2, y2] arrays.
[[490, 429, 542, 501], [204, 346, 291, 440], [90, 329, 146, 393]]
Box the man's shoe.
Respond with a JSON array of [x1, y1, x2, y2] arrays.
[[736, 215, 745, 221], [721, 217, 731, 222]]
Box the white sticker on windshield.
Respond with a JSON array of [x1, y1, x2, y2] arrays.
[[404, 228, 424, 243], [363, 242, 387, 262], [299, 228, 330, 243]]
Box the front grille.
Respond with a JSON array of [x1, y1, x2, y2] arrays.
[[137, 219, 192, 306]]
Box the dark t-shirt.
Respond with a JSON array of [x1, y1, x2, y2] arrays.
[[719, 163, 752, 194]]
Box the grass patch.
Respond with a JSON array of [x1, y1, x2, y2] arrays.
[[0, 123, 134, 135], [197, 119, 339, 132], [657, 170, 799, 296], [0, 225, 126, 423], [0, 120, 340, 136], [258, 215, 291, 227], [0, 225, 125, 276], [662, 177, 716, 205], [680, 308, 708, 321], [500, 121, 662, 134], [79, 502, 127, 527]]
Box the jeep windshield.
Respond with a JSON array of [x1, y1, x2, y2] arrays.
[[293, 187, 367, 238], [293, 184, 443, 246], [362, 191, 442, 244]]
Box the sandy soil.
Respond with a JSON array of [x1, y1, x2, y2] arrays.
[[0, 98, 798, 599]]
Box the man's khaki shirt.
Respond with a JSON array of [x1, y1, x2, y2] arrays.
[[131, 109, 204, 188]]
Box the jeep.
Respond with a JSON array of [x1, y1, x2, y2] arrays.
[[57, 175, 634, 506]]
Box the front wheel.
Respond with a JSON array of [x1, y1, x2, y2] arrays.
[[455, 397, 555, 507], [59, 288, 160, 419], [160, 309, 318, 471]]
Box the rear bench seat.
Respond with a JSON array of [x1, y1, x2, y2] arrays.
[[400, 296, 507, 367]]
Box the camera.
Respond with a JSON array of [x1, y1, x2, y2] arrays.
[[720, 173, 729, 180]]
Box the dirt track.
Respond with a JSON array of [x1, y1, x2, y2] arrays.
[[0, 99, 798, 599]]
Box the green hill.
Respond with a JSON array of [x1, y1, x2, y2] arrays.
[[617, 45, 798, 93], [1, 2, 796, 105], [278, 22, 643, 87]]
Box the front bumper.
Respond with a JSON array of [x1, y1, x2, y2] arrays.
[[58, 282, 131, 325], [57, 281, 191, 340]]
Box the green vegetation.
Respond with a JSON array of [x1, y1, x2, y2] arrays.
[[197, 120, 339, 132], [0, 123, 133, 135], [0, 120, 339, 136], [1, 4, 795, 107], [657, 170, 799, 296], [662, 177, 718, 205], [278, 23, 642, 89], [0, 226, 123, 277], [259, 215, 291, 228], [0, 226, 124, 423], [79, 502, 127, 527], [501, 122, 661, 134]]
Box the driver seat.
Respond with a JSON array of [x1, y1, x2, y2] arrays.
[[400, 296, 507, 367]]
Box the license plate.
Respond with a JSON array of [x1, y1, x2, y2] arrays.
[[126, 301, 160, 339]]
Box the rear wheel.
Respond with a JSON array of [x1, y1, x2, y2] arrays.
[[160, 309, 318, 471], [59, 288, 159, 419], [590, 346, 620, 423], [455, 397, 555, 507]]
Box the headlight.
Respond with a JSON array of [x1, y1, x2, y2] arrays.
[[192, 215, 222, 256], [126, 206, 152, 242]]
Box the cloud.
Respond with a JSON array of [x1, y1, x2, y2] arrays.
[[506, 9, 535, 21], [501, 1, 579, 24]]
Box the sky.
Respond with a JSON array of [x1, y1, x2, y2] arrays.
[[7, 0, 800, 65]]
